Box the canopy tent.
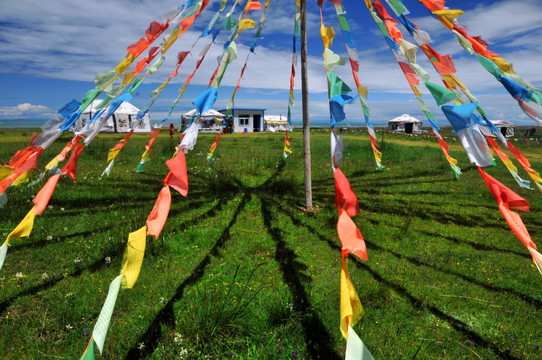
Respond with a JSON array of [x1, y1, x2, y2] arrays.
[[388, 114, 423, 134], [480, 120, 515, 138], [181, 109, 225, 133], [73, 99, 151, 133], [264, 115, 289, 132]]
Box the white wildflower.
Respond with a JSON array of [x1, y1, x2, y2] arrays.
[[46, 235, 53, 241], [65, 324, 73, 330], [74, 258, 82, 264], [104, 257, 111, 264], [41, 272, 49, 280], [15, 272, 24, 279], [138, 342, 145, 350], [174, 332, 183, 344]]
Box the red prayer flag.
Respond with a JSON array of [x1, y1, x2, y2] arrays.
[[61, 144, 85, 182], [334, 168, 360, 217]]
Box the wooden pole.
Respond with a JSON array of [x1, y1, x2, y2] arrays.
[[300, 0, 312, 210]]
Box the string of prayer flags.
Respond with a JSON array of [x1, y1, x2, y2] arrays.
[[418, 0, 542, 126], [365, 0, 461, 177], [320, 3, 370, 354], [333, 1, 382, 170], [1, 0, 206, 272], [283, 1, 300, 158], [441, 103, 493, 167], [485, 137, 532, 190], [134, 2, 235, 173], [384, 0, 542, 189], [477, 167, 542, 275], [506, 142, 542, 192], [137, 129, 161, 173]]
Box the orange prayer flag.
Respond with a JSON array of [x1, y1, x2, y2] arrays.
[[146, 185, 172, 238], [334, 169, 359, 217], [33, 174, 62, 215], [61, 144, 85, 182], [165, 151, 188, 196], [337, 210, 367, 261]]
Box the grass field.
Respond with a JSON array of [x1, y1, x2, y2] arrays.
[[1, 128, 542, 359]]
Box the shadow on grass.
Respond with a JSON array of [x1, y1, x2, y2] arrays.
[[260, 197, 341, 360], [0, 243, 125, 316], [124, 193, 249, 359], [277, 204, 526, 360]]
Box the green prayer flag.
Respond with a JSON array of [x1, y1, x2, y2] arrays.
[[528, 89, 542, 106], [107, 85, 124, 98], [424, 81, 458, 105], [80, 339, 95, 360], [148, 56, 166, 75], [338, 15, 350, 32], [222, 16, 237, 30], [96, 97, 111, 110], [80, 88, 101, 111], [92, 275, 122, 354], [475, 54, 502, 78], [387, 0, 407, 15], [95, 71, 118, 92], [327, 72, 352, 98]]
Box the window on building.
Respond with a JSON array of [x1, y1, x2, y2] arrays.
[[239, 114, 250, 126]]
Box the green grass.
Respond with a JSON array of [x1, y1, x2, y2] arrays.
[[1, 128, 542, 359]]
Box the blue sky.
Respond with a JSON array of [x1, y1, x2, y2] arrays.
[[1, 0, 541, 127]]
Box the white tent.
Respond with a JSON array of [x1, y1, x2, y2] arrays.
[[264, 115, 288, 132], [73, 99, 151, 133], [388, 114, 423, 134], [480, 120, 515, 138], [182, 109, 225, 133]]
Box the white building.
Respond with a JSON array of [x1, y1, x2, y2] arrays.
[[264, 115, 289, 132], [74, 99, 151, 133], [388, 114, 423, 134], [218, 108, 266, 133]]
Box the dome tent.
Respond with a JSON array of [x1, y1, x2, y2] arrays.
[[388, 114, 423, 134]]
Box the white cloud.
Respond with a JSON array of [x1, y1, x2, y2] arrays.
[[0, 103, 56, 119]]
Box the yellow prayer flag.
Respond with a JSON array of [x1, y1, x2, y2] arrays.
[[490, 57, 515, 74], [357, 84, 368, 99], [411, 85, 422, 97], [141, 149, 150, 162], [320, 25, 335, 49], [6, 207, 37, 245], [433, 9, 464, 29], [238, 19, 256, 33], [364, 0, 373, 10], [162, 27, 181, 54], [122, 72, 136, 87], [107, 149, 121, 162], [340, 258, 364, 339], [45, 157, 59, 171], [12, 171, 30, 186], [120, 226, 147, 289], [0, 165, 14, 181], [115, 54, 135, 74]]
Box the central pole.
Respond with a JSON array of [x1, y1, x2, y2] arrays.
[[300, 0, 312, 210]]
